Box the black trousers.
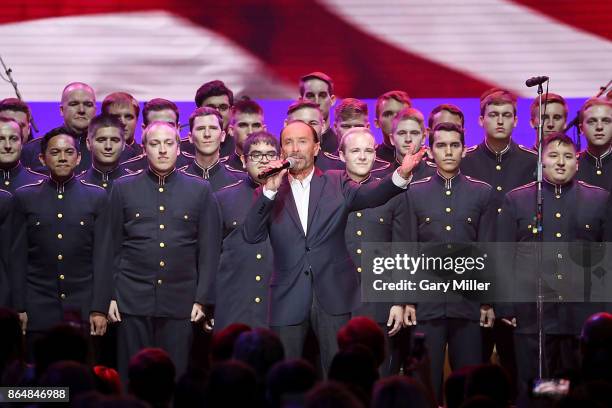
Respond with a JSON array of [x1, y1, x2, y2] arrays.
[[272, 295, 349, 377], [418, 318, 482, 403], [117, 314, 193, 383]]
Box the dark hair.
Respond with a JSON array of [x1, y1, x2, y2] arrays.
[[41, 126, 79, 154], [375, 90, 412, 119], [232, 328, 285, 383], [210, 323, 252, 363], [0, 97, 32, 120], [281, 120, 319, 144], [305, 381, 364, 408], [142, 98, 179, 126], [287, 99, 321, 116], [128, 348, 175, 408], [188, 106, 223, 132], [541, 131, 576, 152], [479, 88, 517, 116], [205, 360, 258, 408], [429, 122, 465, 147], [102, 92, 140, 118], [195, 80, 234, 107], [33, 324, 89, 380], [299, 72, 335, 96], [372, 376, 436, 408], [464, 364, 511, 407], [329, 345, 379, 406], [88, 114, 126, 140], [428, 104, 465, 128], [335, 98, 368, 122], [266, 359, 316, 408], [529, 92, 568, 121], [0, 308, 23, 374], [243, 131, 280, 158], [230, 97, 264, 125], [337, 317, 385, 367]]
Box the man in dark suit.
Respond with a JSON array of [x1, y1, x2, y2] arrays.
[[214, 131, 278, 330], [394, 122, 495, 402], [497, 132, 610, 394], [179, 107, 244, 192], [242, 120, 424, 373], [78, 114, 129, 191], [0, 118, 46, 192], [576, 97, 612, 191], [12, 126, 111, 341], [108, 121, 221, 381]]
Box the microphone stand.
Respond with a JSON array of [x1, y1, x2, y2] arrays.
[[566, 79, 612, 150], [535, 81, 545, 380], [0, 55, 39, 133]]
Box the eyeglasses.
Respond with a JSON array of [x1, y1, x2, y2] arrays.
[[247, 152, 278, 162]]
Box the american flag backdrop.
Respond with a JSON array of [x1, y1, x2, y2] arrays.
[[1, 0, 610, 145]]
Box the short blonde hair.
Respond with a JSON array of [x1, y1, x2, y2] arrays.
[[141, 121, 180, 145]]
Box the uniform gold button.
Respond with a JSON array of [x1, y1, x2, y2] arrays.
[[597, 170, 602, 175], [555, 212, 561, 218], [36, 221, 40, 226], [57, 194, 63, 199], [558, 253, 563, 259], [59, 274, 65, 280], [446, 225, 452, 231], [467, 217, 472, 223], [555, 232, 562, 238], [57, 254, 63, 260], [60, 293, 66, 299], [498, 208, 502, 213], [160, 224, 165, 230], [159, 187, 164, 192], [356, 230, 362, 236], [495, 165, 501, 171], [379, 218, 384, 223], [356, 212, 362, 218], [135, 213, 140, 217], [159, 205, 165, 211], [557, 274, 563, 280], [4, 180, 9, 186], [255, 297, 261, 303], [80, 221, 85, 226], [157, 279, 163, 285], [160, 261, 165, 267], [532, 228, 538, 234], [496, 186, 502, 191], [57, 213, 63, 219], [356, 249, 362, 254], [558, 295, 563, 300], [445, 207, 452, 213], [256, 253, 262, 260], [445, 190, 451, 196], [232, 221, 237, 226], [160, 242, 165, 248], [586, 224, 591, 229], [555, 195, 561, 199], [425, 217, 431, 223], [57, 233, 63, 239], [184, 214, 188, 220], [255, 275, 261, 281], [102, 183, 108, 188], [357, 267, 362, 273]]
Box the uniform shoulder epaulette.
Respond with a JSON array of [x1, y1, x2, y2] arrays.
[[219, 156, 229, 163], [577, 180, 607, 190], [23, 138, 41, 146], [0, 188, 12, 197], [24, 167, 48, 178], [465, 175, 492, 188], [181, 151, 195, 159], [508, 181, 536, 194], [75, 169, 87, 178], [323, 151, 341, 161], [425, 160, 437, 168], [79, 180, 105, 191], [518, 145, 537, 155], [374, 158, 391, 170], [219, 179, 244, 191], [371, 166, 389, 176], [181, 171, 202, 179], [411, 176, 431, 185], [465, 145, 478, 153], [120, 153, 146, 165], [225, 165, 245, 173], [15, 179, 45, 191], [118, 169, 142, 179], [178, 165, 189, 172]]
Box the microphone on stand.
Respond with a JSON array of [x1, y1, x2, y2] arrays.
[[526, 76, 549, 88], [258, 157, 296, 179]]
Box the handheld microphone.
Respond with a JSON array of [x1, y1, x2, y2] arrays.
[[258, 157, 296, 179], [526, 76, 549, 87]]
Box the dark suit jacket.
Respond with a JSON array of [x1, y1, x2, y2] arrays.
[[243, 168, 407, 326]]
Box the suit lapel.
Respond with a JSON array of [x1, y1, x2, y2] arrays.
[[278, 177, 305, 237], [306, 168, 325, 237]]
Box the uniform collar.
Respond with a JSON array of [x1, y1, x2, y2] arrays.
[[543, 178, 575, 197], [435, 170, 461, 189], [147, 167, 177, 185], [344, 171, 372, 185], [482, 139, 513, 161], [192, 158, 221, 179], [48, 174, 76, 193], [91, 165, 122, 181], [584, 146, 612, 163], [0, 161, 23, 179]]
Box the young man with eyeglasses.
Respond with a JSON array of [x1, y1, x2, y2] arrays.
[[213, 131, 279, 330]]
